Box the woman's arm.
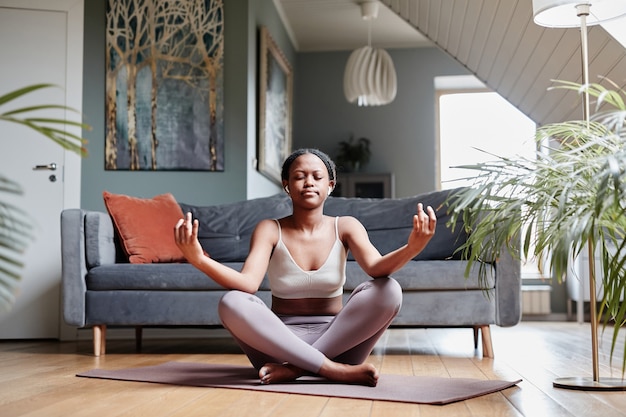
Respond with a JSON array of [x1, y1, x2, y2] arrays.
[[343, 203, 437, 278], [174, 213, 275, 293]]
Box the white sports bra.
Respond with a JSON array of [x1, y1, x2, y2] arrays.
[[267, 217, 347, 299]]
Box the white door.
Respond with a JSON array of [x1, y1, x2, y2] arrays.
[[0, 0, 83, 338]]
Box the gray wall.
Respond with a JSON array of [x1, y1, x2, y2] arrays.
[[78, 3, 568, 315], [81, 0, 292, 211], [80, 1, 469, 209], [293, 48, 470, 198]]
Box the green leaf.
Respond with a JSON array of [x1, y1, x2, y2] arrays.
[[445, 78, 626, 375], [0, 83, 56, 106], [0, 83, 89, 312]]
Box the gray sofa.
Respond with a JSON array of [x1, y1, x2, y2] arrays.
[[61, 189, 521, 357]]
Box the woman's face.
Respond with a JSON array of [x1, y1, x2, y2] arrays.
[[284, 153, 334, 202]]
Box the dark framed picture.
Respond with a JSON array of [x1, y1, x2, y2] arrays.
[[258, 26, 292, 183]]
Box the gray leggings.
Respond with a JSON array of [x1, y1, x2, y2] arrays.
[[218, 277, 402, 374]]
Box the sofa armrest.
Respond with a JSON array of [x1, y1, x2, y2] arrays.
[[494, 240, 522, 327], [84, 211, 117, 266], [61, 209, 117, 327], [465, 204, 521, 327], [61, 209, 88, 326]]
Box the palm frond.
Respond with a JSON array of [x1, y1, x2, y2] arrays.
[[0, 83, 89, 311], [0, 83, 90, 157], [0, 176, 34, 311], [445, 79, 626, 374]]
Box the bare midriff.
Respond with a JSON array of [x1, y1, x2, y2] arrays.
[[271, 295, 342, 316]]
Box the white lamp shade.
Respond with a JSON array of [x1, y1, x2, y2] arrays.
[[533, 0, 626, 28], [343, 46, 397, 106]]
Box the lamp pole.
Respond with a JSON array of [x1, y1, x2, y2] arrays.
[[574, 4, 600, 384], [549, 2, 624, 391]]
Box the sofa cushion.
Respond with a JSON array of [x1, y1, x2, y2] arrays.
[[180, 194, 292, 263], [103, 191, 186, 264], [86, 260, 493, 292], [344, 260, 495, 291], [324, 188, 468, 261], [86, 262, 247, 291], [180, 189, 467, 264]]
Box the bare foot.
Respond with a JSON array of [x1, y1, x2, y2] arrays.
[[318, 359, 379, 387], [259, 360, 379, 387], [259, 362, 304, 384]]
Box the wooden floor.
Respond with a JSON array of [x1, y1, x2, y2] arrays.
[[1, 322, 625, 416]]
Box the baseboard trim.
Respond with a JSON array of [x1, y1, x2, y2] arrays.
[[63, 327, 231, 341], [522, 313, 568, 322]]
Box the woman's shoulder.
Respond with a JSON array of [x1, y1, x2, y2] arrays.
[[272, 215, 292, 227], [253, 218, 281, 240], [336, 215, 365, 232], [258, 217, 278, 224], [335, 214, 360, 223], [336, 216, 368, 249]]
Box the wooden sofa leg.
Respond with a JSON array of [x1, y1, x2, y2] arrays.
[[93, 325, 107, 357], [480, 325, 494, 358]]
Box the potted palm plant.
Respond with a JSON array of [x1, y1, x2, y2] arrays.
[[444, 79, 626, 384], [0, 83, 88, 311], [336, 135, 371, 172]]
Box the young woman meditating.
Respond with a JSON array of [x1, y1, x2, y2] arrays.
[[174, 148, 437, 386]]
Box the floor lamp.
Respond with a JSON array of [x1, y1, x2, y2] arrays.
[[532, 0, 626, 391]]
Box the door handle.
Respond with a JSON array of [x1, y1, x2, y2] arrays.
[[33, 163, 57, 171]]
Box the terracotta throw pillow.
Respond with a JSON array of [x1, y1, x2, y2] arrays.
[[102, 191, 186, 264]]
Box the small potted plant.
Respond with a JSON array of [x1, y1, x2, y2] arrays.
[[336, 135, 371, 172]]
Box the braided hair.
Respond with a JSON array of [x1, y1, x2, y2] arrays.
[[281, 148, 337, 183]]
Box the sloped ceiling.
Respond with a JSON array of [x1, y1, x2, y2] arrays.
[[381, 0, 626, 126]]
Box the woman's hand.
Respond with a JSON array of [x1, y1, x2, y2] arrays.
[[342, 203, 437, 278], [407, 203, 437, 255], [174, 212, 206, 264]]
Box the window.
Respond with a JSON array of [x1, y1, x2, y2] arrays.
[[436, 76, 542, 279], [436, 85, 536, 189]]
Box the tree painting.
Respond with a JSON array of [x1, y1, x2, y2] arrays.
[[105, 0, 224, 171]]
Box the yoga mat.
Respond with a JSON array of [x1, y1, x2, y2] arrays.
[[77, 361, 520, 405]]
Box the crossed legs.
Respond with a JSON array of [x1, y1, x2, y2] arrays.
[[218, 277, 402, 386]]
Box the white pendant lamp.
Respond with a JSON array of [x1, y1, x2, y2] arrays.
[[343, 1, 397, 106], [532, 0, 626, 392]]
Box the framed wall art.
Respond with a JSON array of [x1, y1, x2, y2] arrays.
[[105, 0, 224, 171], [257, 26, 293, 183]]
